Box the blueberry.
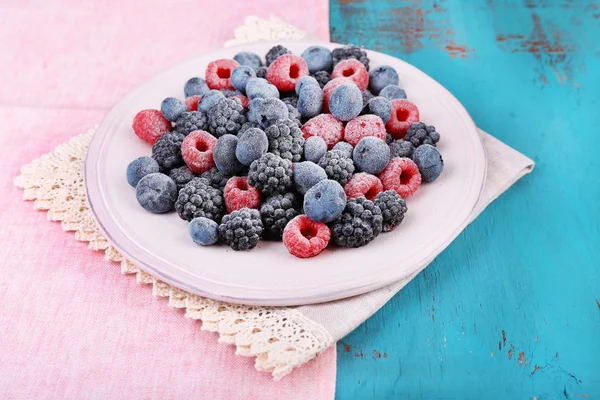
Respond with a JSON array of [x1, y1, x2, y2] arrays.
[[329, 84, 362, 121], [160, 97, 186, 122], [214, 134, 243, 175], [198, 90, 225, 112], [303, 179, 347, 223], [332, 141, 354, 158], [379, 85, 407, 100], [236, 127, 268, 166], [293, 161, 327, 194], [304, 136, 327, 163], [126, 156, 159, 187], [247, 97, 288, 128], [295, 75, 319, 95], [367, 96, 392, 124], [135, 173, 178, 213], [188, 217, 219, 246], [413, 144, 443, 182], [301, 46, 333, 73], [184, 77, 210, 98], [233, 51, 263, 70], [353, 137, 390, 175], [245, 78, 279, 100], [231, 66, 256, 94], [297, 84, 324, 119], [368, 65, 399, 95]]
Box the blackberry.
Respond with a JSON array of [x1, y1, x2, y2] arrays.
[[374, 190, 407, 232], [318, 150, 355, 185], [332, 45, 370, 71], [266, 45, 291, 66], [200, 167, 228, 189], [218, 208, 263, 251], [405, 122, 441, 147], [207, 97, 247, 137], [151, 131, 186, 171], [256, 66, 268, 79], [389, 139, 415, 159], [259, 193, 301, 239], [286, 103, 302, 126], [281, 95, 299, 108], [247, 153, 293, 196], [361, 90, 374, 109], [329, 197, 383, 248], [175, 177, 225, 222], [169, 166, 197, 191], [174, 111, 209, 136], [220, 89, 240, 98], [311, 70, 331, 89], [386, 133, 394, 144], [264, 119, 305, 162], [238, 121, 261, 135]]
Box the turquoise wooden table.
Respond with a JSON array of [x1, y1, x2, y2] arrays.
[[329, 1, 600, 398]]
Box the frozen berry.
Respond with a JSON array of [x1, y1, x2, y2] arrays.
[[378, 157, 421, 198], [405, 122, 441, 147], [224, 176, 262, 213], [132, 109, 171, 145], [207, 97, 247, 137], [218, 208, 263, 251], [266, 45, 292, 66], [329, 84, 363, 121], [214, 134, 243, 175], [380, 85, 407, 100], [295, 75, 319, 95], [188, 217, 219, 246], [368, 65, 399, 95], [197, 90, 225, 112], [386, 99, 420, 139], [412, 144, 443, 182], [267, 54, 309, 92], [126, 156, 159, 187], [205, 59, 239, 90], [301, 114, 344, 150], [374, 190, 407, 232], [135, 173, 178, 213], [256, 66, 268, 79], [318, 150, 355, 185], [283, 215, 331, 258], [185, 96, 201, 112], [233, 51, 262, 70], [322, 77, 352, 113], [332, 59, 369, 91], [260, 193, 301, 239], [247, 153, 293, 196], [389, 139, 415, 159], [247, 97, 288, 128], [169, 166, 197, 191], [152, 131, 185, 171], [332, 141, 354, 158], [330, 197, 383, 248], [344, 114, 386, 146], [231, 65, 256, 94], [245, 78, 279, 100], [175, 177, 225, 222], [174, 111, 209, 136], [297, 84, 324, 119], [294, 161, 327, 195], [353, 136, 390, 175], [236, 127, 268, 166], [181, 131, 217, 174], [303, 179, 347, 223], [312, 70, 332, 88], [304, 136, 327, 163], [161, 97, 187, 122], [343, 172, 383, 201], [301, 45, 333, 73], [332, 45, 370, 71], [184, 77, 210, 98], [367, 96, 392, 124]]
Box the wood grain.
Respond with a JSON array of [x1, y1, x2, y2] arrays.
[[330, 0, 600, 398]]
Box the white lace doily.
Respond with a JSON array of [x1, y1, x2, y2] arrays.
[[13, 17, 333, 381]]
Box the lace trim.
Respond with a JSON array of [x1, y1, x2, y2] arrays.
[[13, 129, 334, 380]]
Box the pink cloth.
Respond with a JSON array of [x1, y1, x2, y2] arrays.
[[0, 1, 336, 399]]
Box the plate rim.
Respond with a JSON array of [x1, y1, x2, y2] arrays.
[[85, 40, 487, 306]]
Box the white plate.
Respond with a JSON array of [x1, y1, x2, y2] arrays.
[[85, 41, 486, 306]]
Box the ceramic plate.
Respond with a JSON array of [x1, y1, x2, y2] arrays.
[[85, 41, 486, 306]]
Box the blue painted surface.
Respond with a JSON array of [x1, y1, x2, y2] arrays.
[[330, 1, 600, 399]]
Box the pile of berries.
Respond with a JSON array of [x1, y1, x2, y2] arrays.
[[127, 44, 444, 258]]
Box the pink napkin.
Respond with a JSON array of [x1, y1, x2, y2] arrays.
[[0, 1, 335, 399]]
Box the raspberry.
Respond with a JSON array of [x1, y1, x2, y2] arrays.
[[265, 45, 291, 66], [378, 157, 422, 198], [322, 77, 353, 113], [344, 173, 383, 201], [205, 59, 239, 90], [218, 208, 263, 251], [266, 54, 309, 92], [185, 96, 201, 111], [133, 109, 171, 145], [386, 99, 420, 139], [374, 190, 407, 232], [332, 59, 369, 91], [344, 115, 386, 146], [312, 70, 332, 88], [223, 176, 262, 213], [330, 197, 382, 248], [259, 192, 301, 238], [405, 122, 441, 147], [301, 114, 344, 150], [181, 131, 217, 174], [283, 215, 331, 258], [332, 45, 370, 71]]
